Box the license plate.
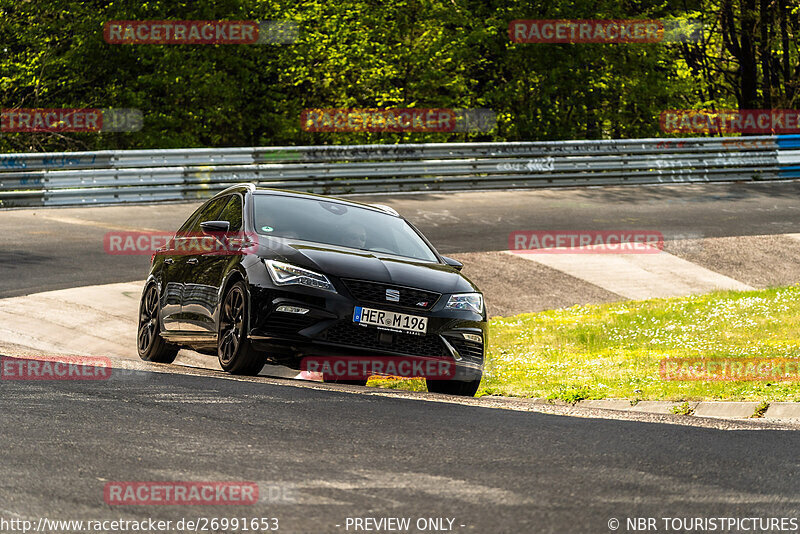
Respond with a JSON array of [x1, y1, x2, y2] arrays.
[[353, 306, 428, 334]]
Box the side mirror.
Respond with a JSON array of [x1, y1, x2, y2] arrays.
[[442, 256, 463, 271], [200, 220, 230, 234]]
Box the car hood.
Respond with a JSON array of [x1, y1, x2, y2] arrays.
[[256, 238, 477, 294]]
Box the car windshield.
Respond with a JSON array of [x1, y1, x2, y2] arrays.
[[253, 194, 438, 262]]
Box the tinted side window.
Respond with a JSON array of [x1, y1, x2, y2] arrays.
[[183, 196, 230, 235], [216, 195, 243, 231], [176, 208, 203, 236]]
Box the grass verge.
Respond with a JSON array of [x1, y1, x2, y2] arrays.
[[479, 285, 800, 402]]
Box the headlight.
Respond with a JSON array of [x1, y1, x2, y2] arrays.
[[264, 260, 336, 293], [444, 293, 483, 314]]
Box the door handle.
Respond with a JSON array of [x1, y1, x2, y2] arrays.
[[186, 258, 199, 264], [164, 258, 174, 265]]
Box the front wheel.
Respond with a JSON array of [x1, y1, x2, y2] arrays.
[[218, 281, 265, 375], [426, 376, 482, 397], [137, 284, 178, 363]]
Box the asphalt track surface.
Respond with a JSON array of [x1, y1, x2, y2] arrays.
[[3, 181, 800, 298], [2, 363, 800, 534], [4, 182, 800, 532]]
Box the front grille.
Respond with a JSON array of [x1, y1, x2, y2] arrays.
[[446, 337, 484, 365], [262, 313, 318, 338], [341, 279, 441, 310], [320, 323, 447, 358]]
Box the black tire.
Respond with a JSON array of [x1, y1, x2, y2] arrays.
[[323, 375, 368, 387], [218, 281, 264, 375], [426, 376, 482, 397], [137, 284, 179, 363]]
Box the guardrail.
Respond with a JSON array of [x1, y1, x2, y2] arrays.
[[1, 135, 798, 207]]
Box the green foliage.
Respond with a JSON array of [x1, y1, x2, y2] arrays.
[[0, 0, 796, 151]]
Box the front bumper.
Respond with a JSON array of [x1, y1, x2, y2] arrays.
[[246, 284, 486, 381]]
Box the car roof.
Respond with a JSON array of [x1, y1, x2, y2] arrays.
[[216, 184, 401, 217]]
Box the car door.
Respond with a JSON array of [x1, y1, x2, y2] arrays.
[[160, 208, 205, 332], [171, 195, 230, 332], [180, 194, 242, 334]]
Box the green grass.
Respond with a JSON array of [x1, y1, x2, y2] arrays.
[[368, 376, 427, 391], [751, 400, 770, 418], [671, 402, 695, 416], [479, 285, 800, 402]]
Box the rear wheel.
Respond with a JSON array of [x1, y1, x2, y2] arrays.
[[137, 284, 178, 363], [426, 376, 482, 397], [218, 281, 264, 375]]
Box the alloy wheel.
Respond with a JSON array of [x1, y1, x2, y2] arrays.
[[219, 286, 245, 365], [137, 285, 159, 354]]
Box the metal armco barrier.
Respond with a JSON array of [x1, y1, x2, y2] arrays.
[[1, 135, 798, 207]]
